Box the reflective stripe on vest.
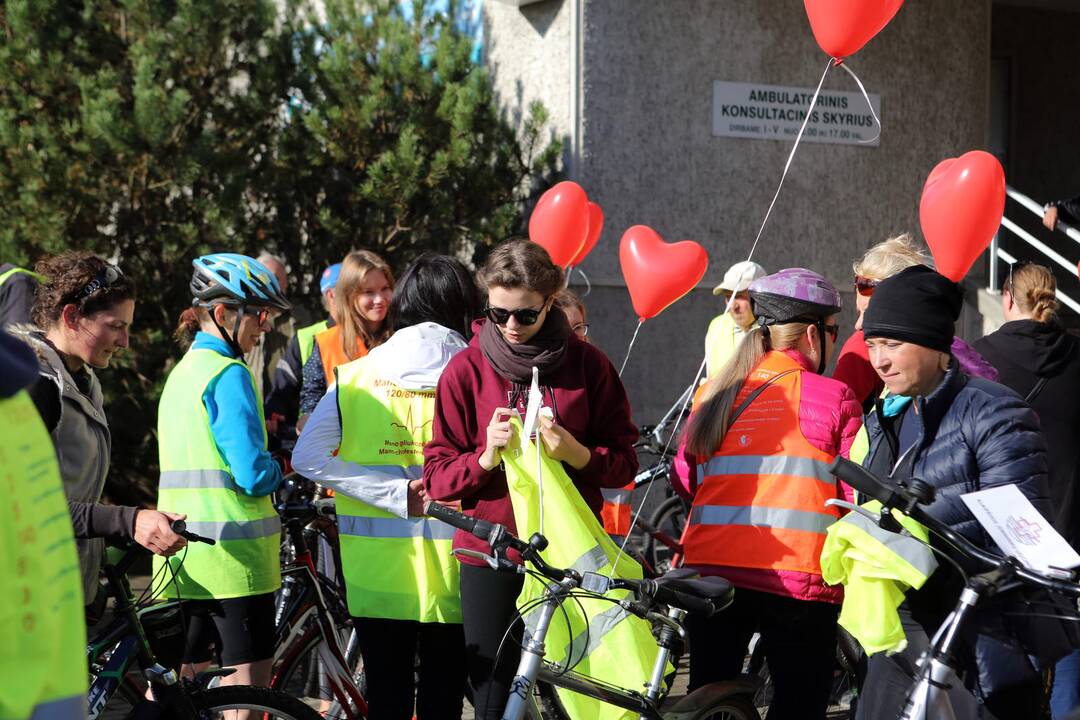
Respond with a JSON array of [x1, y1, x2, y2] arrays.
[[296, 319, 329, 368], [334, 357, 461, 624], [154, 349, 281, 600], [683, 351, 841, 575], [1, 391, 87, 720], [315, 325, 367, 386]]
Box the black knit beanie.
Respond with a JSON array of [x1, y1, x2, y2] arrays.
[[862, 265, 963, 354]]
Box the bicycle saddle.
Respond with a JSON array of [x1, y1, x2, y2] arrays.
[[654, 567, 735, 604]]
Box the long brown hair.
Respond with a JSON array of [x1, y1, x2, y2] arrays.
[[1005, 262, 1059, 324], [334, 250, 395, 360], [684, 322, 810, 456]]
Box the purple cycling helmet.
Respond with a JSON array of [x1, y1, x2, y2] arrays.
[[749, 268, 841, 325]]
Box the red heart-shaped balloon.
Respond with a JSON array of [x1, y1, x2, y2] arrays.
[[528, 181, 589, 268], [919, 150, 1005, 282], [619, 225, 708, 322], [569, 202, 603, 267], [803, 0, 904, 59]]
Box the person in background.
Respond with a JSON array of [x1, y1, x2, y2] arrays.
[[0, 262, 41, 327], [0, 328, 87, 720], [423, 240, 638, 720], [245, 251, 296, 399], [11, 252, 184, 614], [857, 265, 1048, 720], [679, 269, 860, 720], [704, 260, 767, 377], [972, 262, 1080, 720], [1043, 193, 1080, 231], [833, 233, 996, 412], [554, 288, 589, 342], [294, 254, 481, 720], [266, 261, 342, 447], [157, 253, 288, 698], [299, 250, 393, 420]]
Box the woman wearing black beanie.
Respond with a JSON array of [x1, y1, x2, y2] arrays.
[[857, 265, 1051, 720]]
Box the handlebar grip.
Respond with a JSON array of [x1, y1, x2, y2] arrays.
[[171, 519, 216, 546], [425, 501, 486, 536], [829, 457, 900, 506]]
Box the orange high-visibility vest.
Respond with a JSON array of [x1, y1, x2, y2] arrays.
[[601, 482, 634, 538], [683, 351, 842, 574], [314, 325, 368, 385]]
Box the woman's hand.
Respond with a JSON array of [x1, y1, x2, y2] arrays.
[[539, 415, 591, 470], [479, 407, 515, 471]]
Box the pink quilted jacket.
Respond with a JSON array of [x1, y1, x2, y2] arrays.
[[674, 349, 863, 603]]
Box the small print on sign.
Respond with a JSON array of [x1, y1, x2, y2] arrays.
[[960, 484, 1080, 573], [712, 80, 881, 147]]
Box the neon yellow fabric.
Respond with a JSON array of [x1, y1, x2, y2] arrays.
[[705, 312, 745, 378], [335, 358, 461, 623], [503, 419, 663, 720], [0, 390, 86, 720], [0, 266, 43, 286], [820, 501, 937, 655], [296, 320, 329, 367], [155, 349, 281, 599], [849, 426, 870, 465]]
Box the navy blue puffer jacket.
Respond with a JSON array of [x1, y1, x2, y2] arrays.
[[863, 362, 1050, 700]]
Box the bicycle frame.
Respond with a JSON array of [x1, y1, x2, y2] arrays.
[[271, 508, 367, 719]]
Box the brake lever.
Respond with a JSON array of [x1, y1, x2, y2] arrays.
[[825, 499, 907, 535], [452, 548, 523, 574], [314, 497, 336, 516]]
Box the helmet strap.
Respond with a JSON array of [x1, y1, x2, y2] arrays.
[[813, 320, 827, 375], [206, 302, 247, 359]]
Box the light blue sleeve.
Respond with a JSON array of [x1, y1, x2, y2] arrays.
[[203, 363, 283, 497]]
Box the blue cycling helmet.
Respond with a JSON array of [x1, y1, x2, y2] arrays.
[[191, 253, 290, 311]]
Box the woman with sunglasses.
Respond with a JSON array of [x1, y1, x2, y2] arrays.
[[676, 268, 860, 720], [973, 262, 1080, 719], [423, 239, 638, 720], [833, 233, 996, 412], [155, 253, 290, 697], [12, 252, 187, 615]]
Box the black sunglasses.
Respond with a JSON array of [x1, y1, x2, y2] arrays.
[[483, 305, 545, 327], [73, 264, 124, 302], [822, 322, 840, 342]]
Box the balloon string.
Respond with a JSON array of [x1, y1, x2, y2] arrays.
[[618, 320, 643, 377], [838, 61, 881, 145], [575, 267, 592, 297], [743, 57, 832, 266], [609, 353, 707, 579], [564, 265, 573, 289]]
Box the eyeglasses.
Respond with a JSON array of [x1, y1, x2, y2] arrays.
[[854, 276, 880, 297], [243, 306, 272, 325], [822, 323, 840, 342], [74, 264, 124, 301], [483, 305, 545, 327], [572, 322, 590, 338]]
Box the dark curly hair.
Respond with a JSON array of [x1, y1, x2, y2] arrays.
[[32, 252, 137, 328]]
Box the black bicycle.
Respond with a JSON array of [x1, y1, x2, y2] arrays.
[[87, 521, 322, 720]]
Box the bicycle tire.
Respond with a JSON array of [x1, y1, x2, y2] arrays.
[[272, 628, 366, 717], [646, 495, 688, 575], [187, 685, 324, 719], [690, 695, 760, 720]]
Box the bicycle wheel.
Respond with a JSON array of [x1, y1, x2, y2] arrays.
[[646, 495, 687, 575], [188, 685, 324, 718], [691, 695, 760, 720], [273, 628, 366, 718]]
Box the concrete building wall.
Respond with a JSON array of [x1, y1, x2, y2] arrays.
[[486, 0, 993, 422]]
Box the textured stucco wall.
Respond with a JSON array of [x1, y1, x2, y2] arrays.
[[482, 0, 574, 151], [487, 0, 993, 422]]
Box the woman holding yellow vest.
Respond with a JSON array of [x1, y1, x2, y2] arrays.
[[298, 250, 393, 419], [678, 269, 862, 720], [293, 254, 481, 720], [156, 253, 289, 693]]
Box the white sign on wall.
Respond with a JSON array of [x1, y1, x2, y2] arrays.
[[712, 80, 882, 147]]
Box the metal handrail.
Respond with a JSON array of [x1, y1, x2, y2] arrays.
[[987, 185, 1080, 316]]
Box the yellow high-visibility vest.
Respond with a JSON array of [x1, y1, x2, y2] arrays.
[[296, 319, 329, 368], [154, 349, 282, 599], [334, 357, 461, 623]]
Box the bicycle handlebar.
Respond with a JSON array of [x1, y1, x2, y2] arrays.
[[829, 457, 1080, 597]]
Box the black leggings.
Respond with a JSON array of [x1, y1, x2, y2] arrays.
[[182, 593, 276, 666], [686, 587, 839, 720], [459, 563, 525, 720], [354, 617, 466, 720]]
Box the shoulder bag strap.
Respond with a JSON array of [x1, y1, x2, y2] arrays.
[[725, 368, 798, 431]]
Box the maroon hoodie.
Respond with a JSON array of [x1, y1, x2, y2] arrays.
[[423, 319, 639, 565]]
